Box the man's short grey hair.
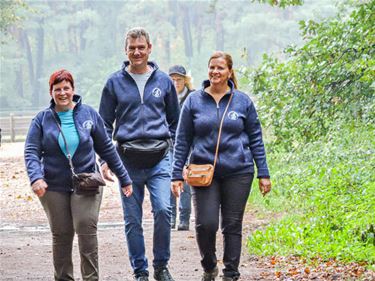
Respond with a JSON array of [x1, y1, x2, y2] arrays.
[[125, 27, 151, 49]]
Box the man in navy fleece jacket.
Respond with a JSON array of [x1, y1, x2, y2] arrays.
[[99, 27, 179, 281]]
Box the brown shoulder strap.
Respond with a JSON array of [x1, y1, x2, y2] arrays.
[[213, 93, 233, 169]]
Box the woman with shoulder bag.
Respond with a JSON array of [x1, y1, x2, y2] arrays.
[[171, 52, 271, 281], [24, 69, 133, 281]]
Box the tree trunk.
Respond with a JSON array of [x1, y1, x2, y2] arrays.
[[194, 11, 203, 54], [215, 11, 224, 51], [79, 22, 87, 52], [32, 19, 44, 107], [182, 4, 193, 65], [15, 66, 24, 98], [21, 30, 34, 83]]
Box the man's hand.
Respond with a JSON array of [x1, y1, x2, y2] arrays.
[[121, 184, 133, 197], [101, 163, 114, 182], [31, 179, 48, 197], [182, 166, 188, 181], [259, 178, 271, 196], [171, 181, 184, 198]]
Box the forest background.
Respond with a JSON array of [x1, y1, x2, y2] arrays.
[[1, 0, 374, 277]]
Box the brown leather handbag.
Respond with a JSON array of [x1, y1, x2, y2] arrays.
[[185, 93, 233, 187]]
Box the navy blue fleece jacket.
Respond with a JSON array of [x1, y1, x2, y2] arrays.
[[99, 61, 180, 143], [172, 80, 270, 181], [24, 95, 132, 192]]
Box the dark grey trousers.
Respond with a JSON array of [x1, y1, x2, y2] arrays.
[[192, 174, 253, 279], [40, 188, 103, 281]]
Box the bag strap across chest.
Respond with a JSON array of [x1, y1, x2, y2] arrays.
[[212, 93, 233, 170], [49, 109, 77, 176]]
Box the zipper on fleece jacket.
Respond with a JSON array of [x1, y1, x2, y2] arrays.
[[216, 104, 221, 166]]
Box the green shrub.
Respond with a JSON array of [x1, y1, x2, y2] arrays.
[[247, 125, 375, 263], [243, 1, 374, 146]]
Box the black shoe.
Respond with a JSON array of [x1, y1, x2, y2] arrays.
[[171, 217, 176, 229], [177, 222, 189, 231], [201, 267, 218, 281], [134, 272, 149, 281], [154, 267, 174, 281]]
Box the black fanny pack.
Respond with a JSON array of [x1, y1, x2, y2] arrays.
[[119, 138, 171, 168]]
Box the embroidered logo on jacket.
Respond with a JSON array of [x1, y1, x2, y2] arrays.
[[228, 111, 239, 120], [152, 88, 162, 98], [83, 120, 94, 130]]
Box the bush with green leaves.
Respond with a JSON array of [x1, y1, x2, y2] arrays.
[[244, 0, 374, 146], [248, 124, 375, 263], [245, 1, 375, 265]]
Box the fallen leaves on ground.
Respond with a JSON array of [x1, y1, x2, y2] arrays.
[[255, 255, 375, 280]]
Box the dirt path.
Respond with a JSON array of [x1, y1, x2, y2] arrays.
[[3, 143, 373, 280], [0, 142, 274, 281]]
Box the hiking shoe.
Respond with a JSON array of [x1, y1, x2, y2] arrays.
[[201, 266, 218, 281], [134, 272, 149, 281], [177, 222, 189, 231], [154, 267, 174, 281]]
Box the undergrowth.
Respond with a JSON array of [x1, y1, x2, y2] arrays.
[[247, 124, 375, 265]]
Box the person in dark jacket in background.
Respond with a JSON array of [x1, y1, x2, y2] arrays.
[[24, 69, 133, 281], [168, 65, 194, 231], [171, 51, 272, 281], [99, 27, 179, 281]]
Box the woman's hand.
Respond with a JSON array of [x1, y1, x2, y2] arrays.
[[259, 178, 271, 196], [31, 179, 48, 197], [101, 163, 114, 182], [171, 181, 184, 198], [121, 184, 133, 197]]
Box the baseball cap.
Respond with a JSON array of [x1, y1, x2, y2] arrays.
[[169, 65, 187, 76]]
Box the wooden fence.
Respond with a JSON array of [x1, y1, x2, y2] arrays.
[[0, 115, 33, 142]]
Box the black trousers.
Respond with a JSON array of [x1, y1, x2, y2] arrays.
[[191, 173, 254, 278]]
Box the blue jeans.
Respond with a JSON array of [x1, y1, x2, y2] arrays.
[[119, 152, 172, 276], [170, 182, 191, 223]]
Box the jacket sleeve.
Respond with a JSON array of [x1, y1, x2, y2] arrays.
[[98, 79, 117, 165], [164, 79, 180, 141], [99, 79, 117, 142], [244, 98, 270, 178], [24, 114, 44, 185], [91, 110, 132, 186], [172, 96, 194, 181]]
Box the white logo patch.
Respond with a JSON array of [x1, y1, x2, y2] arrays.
[[83, 120, 94, 130], [228, 111, 239, 120], [152, 88, 162, 98]]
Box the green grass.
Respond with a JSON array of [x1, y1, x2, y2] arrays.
[[247, 124, 375, 264]]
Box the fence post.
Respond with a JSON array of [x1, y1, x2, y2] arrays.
[[10, 114, 15, 142]]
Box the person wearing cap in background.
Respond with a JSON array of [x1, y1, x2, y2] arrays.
[[168, 65, 194, 231]]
